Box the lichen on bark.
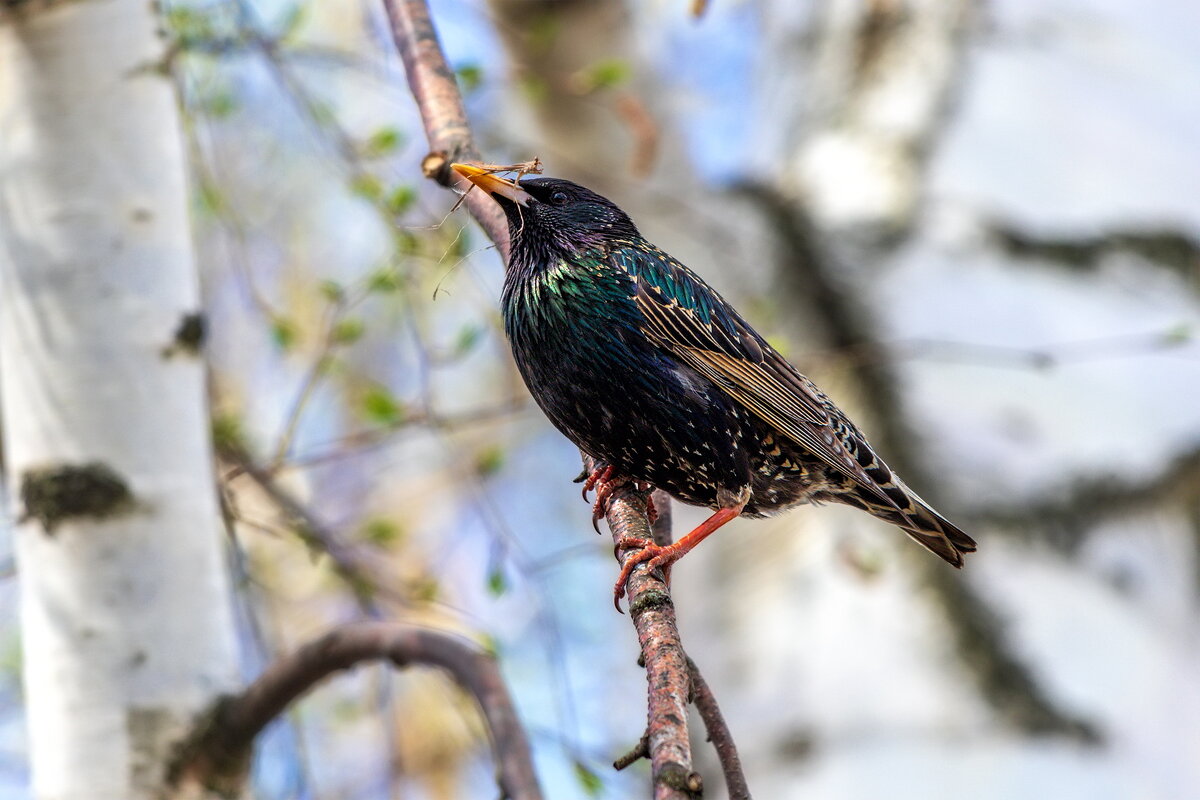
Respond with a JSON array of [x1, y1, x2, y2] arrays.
[[19, 461, 136, 533]]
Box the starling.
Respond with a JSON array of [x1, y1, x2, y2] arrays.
[[453, 164, 976, 607]]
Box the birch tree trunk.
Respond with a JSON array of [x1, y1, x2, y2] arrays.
[[0, 2, 241, 798], [759, 0, 974, 244]]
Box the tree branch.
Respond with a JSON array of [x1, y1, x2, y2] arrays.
[[170, 622, 544, 799], [381, 0, 510, 260], [687, 657, 750, 800], [987, 220, 1200, 283], [968, 443, 1200, 553], [588, 457, 702, 799], [219, 447, 393, 612]]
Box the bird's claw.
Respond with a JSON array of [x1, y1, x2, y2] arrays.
[[612, 537, 676, 612], [580, 463, 614, 500], [591, 474, 628, 531], [581, 464, 632, 533]]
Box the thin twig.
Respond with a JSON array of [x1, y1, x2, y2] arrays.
[[169, 622, 544, 800], [614, 730, 651, 771], [649, 489, 674, 547], [687, 657, 750, 800], [222, 449, 391, 613]]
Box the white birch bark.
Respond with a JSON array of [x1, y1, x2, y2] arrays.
[[759, 0, 973, 240], [0, 2, 240, 798]]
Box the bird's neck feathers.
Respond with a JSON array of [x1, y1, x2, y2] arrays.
[[508, 225, 608, 272], [500, 240, 635, 334]]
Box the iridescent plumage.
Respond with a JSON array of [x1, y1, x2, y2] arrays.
[[453, 165, 975, 603]]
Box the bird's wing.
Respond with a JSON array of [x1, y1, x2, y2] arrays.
[[611, 246, 898, 507]]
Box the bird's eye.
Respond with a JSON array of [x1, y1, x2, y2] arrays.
[[549, 191, 569, 206]]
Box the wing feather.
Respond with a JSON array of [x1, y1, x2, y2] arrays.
[[615, 246, 899, 510]]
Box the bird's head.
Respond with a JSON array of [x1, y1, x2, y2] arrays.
[[452, 164, 639, 255]]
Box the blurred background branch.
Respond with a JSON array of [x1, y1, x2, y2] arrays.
[[171, 622, 543, 799]]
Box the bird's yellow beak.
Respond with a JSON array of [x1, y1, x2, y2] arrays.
[[451, 163, 533, 207]]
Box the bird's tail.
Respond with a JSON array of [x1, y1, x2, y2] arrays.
[[843, 479, 976, 568]]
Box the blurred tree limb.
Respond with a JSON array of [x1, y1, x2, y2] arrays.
[[169, 623, 543, 799], [741, 162, 1099, 744], [987, 221, 1200, 283], [218, 447, 393, 613], [969, 443, 1200, 553]]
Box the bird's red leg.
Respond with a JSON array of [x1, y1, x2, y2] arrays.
[[612, 502, 745, 611]]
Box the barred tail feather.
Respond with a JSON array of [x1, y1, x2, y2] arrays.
[[844, 481, 977, 568], [898, 510, 976, 568]]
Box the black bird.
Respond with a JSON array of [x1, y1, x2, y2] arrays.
[[453, 163, 975, 607]]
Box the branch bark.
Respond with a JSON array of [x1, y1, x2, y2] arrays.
[[687, 657, 750, 800], [590, 458, 701, 800], [170, 623, 543, 800], [381, 0, 510, 260]]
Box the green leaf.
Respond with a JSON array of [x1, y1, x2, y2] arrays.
[[412, 576, 440, 602], [360, 517, 402, 546], [164, 6, 216, 41], [453, 324, 483, 356], [575, 58, 631, 92], [349, 173, 383, 202], [211, 412, 249, 457], [474, 445, 505, 477], [393, 230, 420, 255], [1162, 323, 1193, 345], [363, 126, 404, 158], [361, 385, 404, 425], [455, 62, 483, 92], [331, 317, 365, 345], [518, 75, 549, 104], [572, 761, 604, 797], [270, 316, 299, 351], [196, 180, 225, 216], [318, 279, 345, 303], [486, 566, 508, 597], [307, 100, 336, 126], [200, 90, 239, 119], [367, 267, 402, 293], [386, 185, 417, 216], [478, 633, 499, 657]]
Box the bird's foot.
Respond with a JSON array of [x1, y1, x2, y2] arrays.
[[578, 463, 614, 498], [580, 464, 631, 532], [613, 537, 679, 611], [592, 475, 629, 531], [610, 502, 746, 612]]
